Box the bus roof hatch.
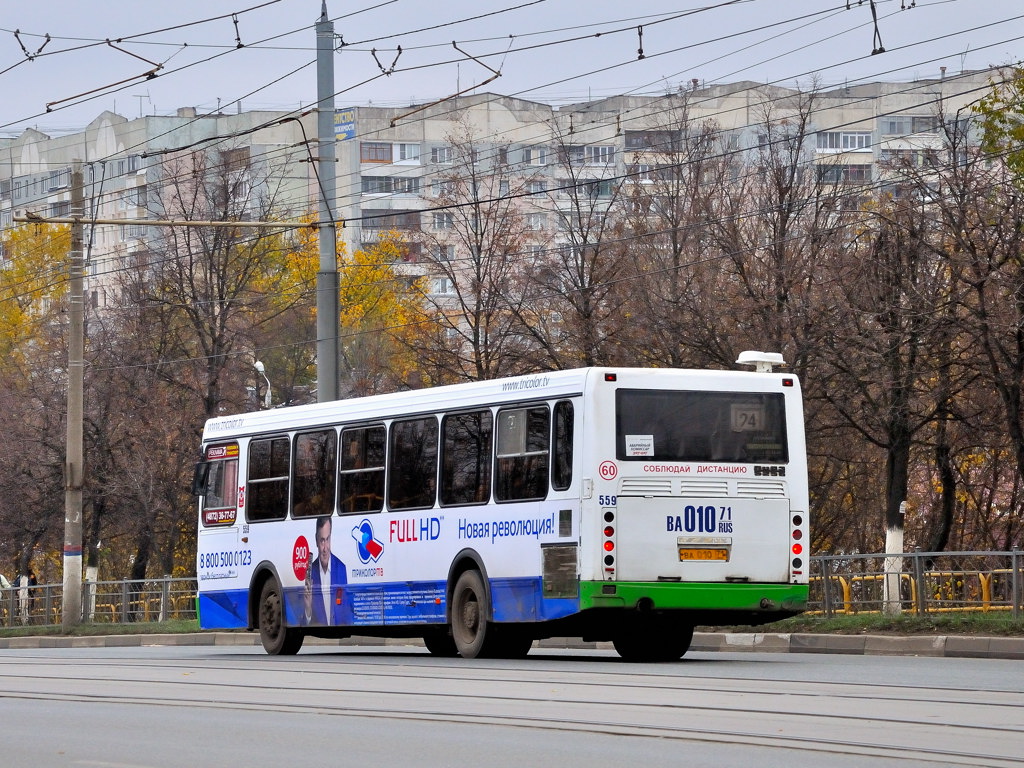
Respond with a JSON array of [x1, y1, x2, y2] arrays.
[[736, 350, 786, 373]]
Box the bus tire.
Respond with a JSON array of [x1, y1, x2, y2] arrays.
[[613, 622, 693, 663], [258, 578, 303, 656], [451, 570, 490, 659], [422, 629, 459, 657]]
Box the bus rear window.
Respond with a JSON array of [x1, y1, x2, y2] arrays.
[[615, 390, 788, 463]]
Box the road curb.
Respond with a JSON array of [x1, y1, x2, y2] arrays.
[[1, 631, 1022, 659]]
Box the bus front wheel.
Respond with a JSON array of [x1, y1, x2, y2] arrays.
[[451, 570, 490, 658], [258, 579, 304, 655]]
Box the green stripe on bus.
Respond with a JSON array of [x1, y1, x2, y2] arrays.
[[579, 581, 809, 612]]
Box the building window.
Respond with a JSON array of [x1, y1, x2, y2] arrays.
[[578, 179, 615, 199], [432, 179, 456, 197], [396, 143, 420, 162], [525, 213, 546, 231], [563, 145, 615, 165], [624, 130, 678, 150], [431, 146, 453, 164], [220, 148, 249, 173], [432, 276, 455, 295], [523, 146, 548, 166], [818, 164, 872, 184], [48, 201, 71, 218], [527, 180, 547, 196], [843, 132, 872, 150], [361, 141, 393, 163], [817, 132, 872, 151], [432, 212, 454, 230], [584, 145, 615, 165], [119, 187, 144, 209], [431, 244, 454, 262], [361, 176, 421, 195], [120, 223, 147, 241], [47, 169, 70, 191], [880, 116, 912, 136], [912, 116, 940, 134], [362, 209, 421, 232]]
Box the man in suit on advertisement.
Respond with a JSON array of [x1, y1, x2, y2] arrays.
[[304, 515, 348, 625]]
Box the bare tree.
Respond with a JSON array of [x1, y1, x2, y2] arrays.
[[416, 123, 541, 380], [515, 122, 630, 368]]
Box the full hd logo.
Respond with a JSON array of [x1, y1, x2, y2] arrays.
[[351, 519, 384, 564]]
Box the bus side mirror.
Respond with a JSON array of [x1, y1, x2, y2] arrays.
[[191, 461, 210, 497]]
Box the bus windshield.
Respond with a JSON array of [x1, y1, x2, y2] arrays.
[[615, 389, 788, 463]]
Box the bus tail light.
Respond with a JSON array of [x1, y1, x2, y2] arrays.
[[791, 515, 805, 576], [603, 510, 615, 578]]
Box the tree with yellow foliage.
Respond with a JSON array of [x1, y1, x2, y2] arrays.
[[0, 222, 72, 581], [337, 230, 425, 395], [0, 223, 71, 367]]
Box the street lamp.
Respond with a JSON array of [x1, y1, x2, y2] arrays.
[[254, 360, 272, 409]]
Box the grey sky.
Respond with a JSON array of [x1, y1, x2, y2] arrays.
[[1, 0, 1020, 134]]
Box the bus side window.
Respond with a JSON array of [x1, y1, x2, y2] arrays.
[[292, 429, 337, 518], [495, 406, 549, 502], [338, 426, 385, 514], [388, 417, 439, 510], [552, 400, 573, 491], [440, 410, 493, 506], [247, 436, 290, 522]]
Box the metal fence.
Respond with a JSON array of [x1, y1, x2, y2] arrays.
[[1, 550, 1021, 628], [809, 550, 1023, 620], [0, 577, 197, 628]]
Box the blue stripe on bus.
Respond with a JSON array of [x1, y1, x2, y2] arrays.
[[200, 577, 580, 630], [490, 577, 579, 622], [197, 590, 248, 629]]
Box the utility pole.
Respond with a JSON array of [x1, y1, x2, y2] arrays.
[[315, 1, 340, 402], [62, 162, 85, 630]]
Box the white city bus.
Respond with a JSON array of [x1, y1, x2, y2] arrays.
[[193, 353, 809, 661]]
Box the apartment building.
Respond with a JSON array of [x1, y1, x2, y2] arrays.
[[0, 107, 314, 307], [0, 68, 999, 303]]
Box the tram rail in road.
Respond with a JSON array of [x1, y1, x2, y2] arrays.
[[2, 629, 1022, 659], [0, 643, 1021, 768]]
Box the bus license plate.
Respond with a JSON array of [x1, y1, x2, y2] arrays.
[[678, 547, 729, 562]]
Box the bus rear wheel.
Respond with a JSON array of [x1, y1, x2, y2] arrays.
[[258, 579, 303, 655], [451, 570, 490, 658], [613, 621, 693, 663]]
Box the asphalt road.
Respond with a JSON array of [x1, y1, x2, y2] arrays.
[[0, 641, 1021, 767]]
